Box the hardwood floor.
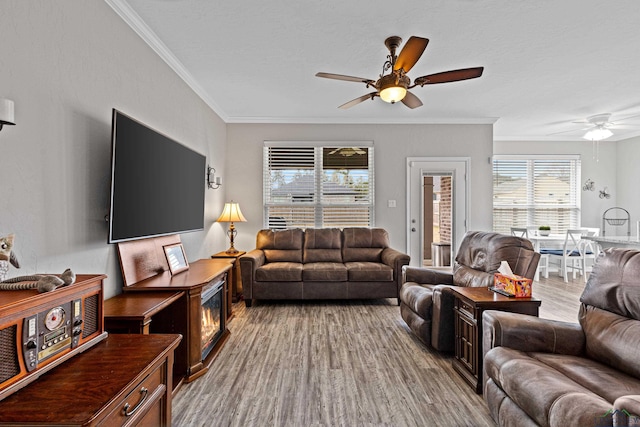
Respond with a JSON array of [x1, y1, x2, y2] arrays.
[[172, 273, 586, 426]]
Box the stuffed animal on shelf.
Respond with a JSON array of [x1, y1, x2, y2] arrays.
[[0, 268, 76, 293], [0, 233, 20, 282]]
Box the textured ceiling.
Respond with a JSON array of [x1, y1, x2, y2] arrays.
[[111, 0, 640, 141]]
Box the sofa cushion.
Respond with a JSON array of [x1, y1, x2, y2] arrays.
[[531, 352, 640, 404], [302, 262, 348, 281], [577, 249, 640, 379], [303, 228, 342, 263], [345, 262, 393, 282], [256, 228, 303, 263], [580, 248, 640, 320], [454, 230, 537, 277], [484, 346, 613, 426], [579, 305, 640, 380], [342, 228, 389, 262], [256, 262, 302, 282]]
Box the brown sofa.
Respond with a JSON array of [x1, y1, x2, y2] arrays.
[[483, 248, 640, 427], [239, 228, 410, 307], [400, 231, 540, 351]]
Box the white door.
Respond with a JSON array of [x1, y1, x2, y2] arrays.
[[407, 157, 469, 267]]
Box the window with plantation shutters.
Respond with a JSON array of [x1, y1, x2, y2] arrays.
[[493, 155, 581, 234], [263, 143, 374, 229]]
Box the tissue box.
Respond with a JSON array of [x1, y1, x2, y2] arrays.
[[492, 273, 532, 298]]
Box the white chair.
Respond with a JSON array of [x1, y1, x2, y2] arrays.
[[510, 227, 548, 280], [580, 227, 600, 280], [542, 229, 594, 282]]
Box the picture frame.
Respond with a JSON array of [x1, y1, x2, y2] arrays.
[[164, 243, 189, 275]]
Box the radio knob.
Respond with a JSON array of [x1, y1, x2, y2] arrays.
[[26, 340, 37, 349], [73, 329, 82, 337], [73, 319, 83, 327]]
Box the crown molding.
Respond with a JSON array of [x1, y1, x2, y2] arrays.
[[104, 0, 229, 121], [225, 115, 499, 125]]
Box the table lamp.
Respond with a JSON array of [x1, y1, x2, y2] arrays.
[[216, 201, 247, 254]]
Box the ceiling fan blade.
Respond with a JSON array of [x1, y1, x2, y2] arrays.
[[316, 72, 376, 85], [414, 67, 484, 86], [394, 36, 429, 73], [338, 92, 378, 109], [401, 91, 423, 109], [547, 126, 592, 136], [613, 113, 640, 124]]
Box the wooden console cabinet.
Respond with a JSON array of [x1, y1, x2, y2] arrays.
[[123, 259, 232, 383], [0, 334, 181, 426], [452, 287, 541, 394], [115, 235, 232, 386]]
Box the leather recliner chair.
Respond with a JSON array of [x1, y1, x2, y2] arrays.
[[399, 231, 540, 352], [483, 248, 640, 427]]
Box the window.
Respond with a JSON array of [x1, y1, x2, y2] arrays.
[[263, 143, 374, 229], [493, 155, 581, 234]]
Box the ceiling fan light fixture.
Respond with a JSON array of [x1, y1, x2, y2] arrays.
[[583, 127, 613, 141], [378, 74, 408, 104]]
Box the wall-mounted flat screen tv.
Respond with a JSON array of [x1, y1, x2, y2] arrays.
[[108, 109, 206, 243]]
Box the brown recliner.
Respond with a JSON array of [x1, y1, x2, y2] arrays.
[[399, 231, 540, 352], [483, 248, 640, 427]]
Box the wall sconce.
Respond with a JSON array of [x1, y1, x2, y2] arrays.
[[207, 165, 221, 189], [0, 99, 15, 131]]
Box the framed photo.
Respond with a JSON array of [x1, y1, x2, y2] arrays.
[[164, 243, 189, 275]]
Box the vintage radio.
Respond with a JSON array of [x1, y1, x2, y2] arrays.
[[0, 274, 107, 401]]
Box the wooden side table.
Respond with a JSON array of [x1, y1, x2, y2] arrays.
[[452, 286, 541, 394], [211, 250, 246, 308], [104, 291, 184, 334]]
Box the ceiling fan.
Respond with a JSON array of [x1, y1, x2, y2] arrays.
[[552, 113, 640, 141], [316, 35, 484, 109]]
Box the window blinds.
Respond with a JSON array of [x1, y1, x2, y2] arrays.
[[493, 156, 581, 234], [263, 144, 374, 229]]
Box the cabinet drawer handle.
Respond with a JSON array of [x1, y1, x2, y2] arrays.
[[123, 387, 148, 417]]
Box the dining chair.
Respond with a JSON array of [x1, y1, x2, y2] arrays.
[[510, 227, 549, 279], [541, 229, 594, 282]]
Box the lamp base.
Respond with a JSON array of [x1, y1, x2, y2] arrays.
[[225, 247, 240, 255]]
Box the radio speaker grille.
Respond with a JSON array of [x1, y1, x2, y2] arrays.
[[83, 294, 99, 338], [0, 325, 20, 384]]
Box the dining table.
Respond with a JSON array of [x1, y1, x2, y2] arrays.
[[525, 233, 566, 280]]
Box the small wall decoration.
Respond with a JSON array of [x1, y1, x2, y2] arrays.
[[599, 187, 611, 199], [164, 243, 189, 275], [583, 179, 595, 192]]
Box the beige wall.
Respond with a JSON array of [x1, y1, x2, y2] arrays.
[[226, 123, 494, 252], [0, 1, 228, 298]]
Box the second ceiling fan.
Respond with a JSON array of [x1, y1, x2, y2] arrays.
[[316, 35, 484, 109]]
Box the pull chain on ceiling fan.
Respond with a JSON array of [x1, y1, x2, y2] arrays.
[[316, 35, 484, 109]]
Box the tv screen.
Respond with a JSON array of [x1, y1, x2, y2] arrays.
[[108, 109, 206, 243]]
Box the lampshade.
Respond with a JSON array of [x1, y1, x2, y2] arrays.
[[583, 127, 613, 141], [216, 202, 247, 223], [378, 74, 409, 104], [0, 98, 15, 127]]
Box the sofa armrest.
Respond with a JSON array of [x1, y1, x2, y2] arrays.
[[239, 249, 266, 300], [403, 266, 454, 285], [430, 285, 456, 352], [614, 396, 640, 425], [482, 310, 585, 360], [381, 248, 410, 273]]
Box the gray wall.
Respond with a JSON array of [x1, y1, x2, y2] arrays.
[[226, 123, 494, 253], [616, 135, 640, 237], [1, 1, 228, 298]]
